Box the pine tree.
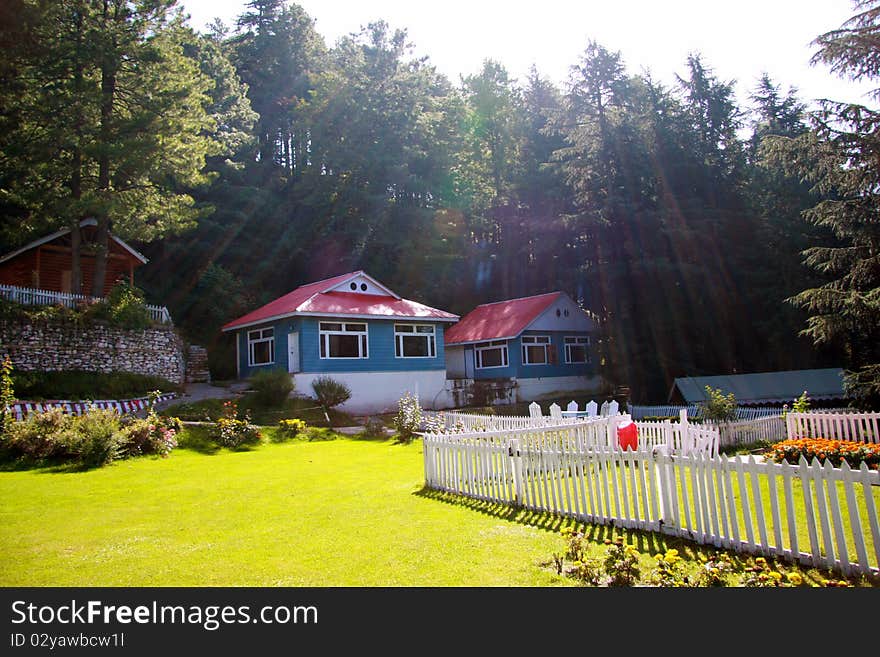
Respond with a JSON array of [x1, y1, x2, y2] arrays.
[[764, 1, 880, 404]]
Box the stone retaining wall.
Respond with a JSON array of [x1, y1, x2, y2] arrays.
[[0, 318, 186, 384]]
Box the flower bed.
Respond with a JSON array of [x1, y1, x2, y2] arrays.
[[767, 438, 880, 470]]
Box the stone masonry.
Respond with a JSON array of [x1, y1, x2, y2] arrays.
[[0, 318, 186, 384]]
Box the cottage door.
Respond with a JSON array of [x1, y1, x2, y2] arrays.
[[287, 332, 300, 373]]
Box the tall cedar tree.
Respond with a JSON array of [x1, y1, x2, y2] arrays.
[[764, 1, 880, 404]]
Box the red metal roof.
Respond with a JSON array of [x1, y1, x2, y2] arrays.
[[444, 292, 562, 345], [222, 272, 457, 331]]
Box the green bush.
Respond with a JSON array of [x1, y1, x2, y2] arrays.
[[303, 426, 336, 442], [1, 355, 15, 436], [250, 369, 294, 407], [85, 281, 152, 330], [277, 418, 307, 440], [393, 392, 422, 443], [212, 417, 262, 448], [2, 406, 180, 467], [311, 376, 351, 411], [210, 400, 261, 448], [118, 413, 180, 457], [70, 409, 125, 467], [5, 407, 75, 461], [700, 386, 737, 423], [361, 416, 387, 439]]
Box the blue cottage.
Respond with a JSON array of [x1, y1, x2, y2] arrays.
[[221, 271, 458, 413], [444, 291, 603, 404]]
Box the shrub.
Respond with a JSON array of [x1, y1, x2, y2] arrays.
[[119, 413, 179, 457], [213, 418, 261, 448], [647, 549, 689, 587], [249, 369, 294, 407], [5, 407, 75, 461], [85, 281, 152, 330], [602, 538, 641, 587], [767, 437, 880, 469], [211, 400, 261, 448], [304, 426, 335, 441], [361, 416, 387, 439], [0, 355, 14, 437], [393, 392, 422, 442], [278, 418, 307, 440], [311, 376, 351, 413], [700, 386, 737, 423], [70, 408, 125, 467]]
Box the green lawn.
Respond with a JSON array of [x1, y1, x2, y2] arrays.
[[0, 433, 574, 586], [1, 430, 875, 586]]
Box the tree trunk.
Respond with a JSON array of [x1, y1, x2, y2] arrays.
[[92, 0, 117, 298], [69, 2, 85, 295]]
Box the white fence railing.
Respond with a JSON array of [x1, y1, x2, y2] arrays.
[[628, 404, 783, 421], [786, 411, 880, 444], [711, 415, 786, 449], [0, 284, 172, 325], [423, 429, 880, 578], [433, 408, 720, 458]]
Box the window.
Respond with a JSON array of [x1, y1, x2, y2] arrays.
[[521, 335, 551, 365], [395, 324, 436, 358], [475, 340, 508, 369], [248, 328, 275, 366], [564, 336, 591, 364], [319, 322, 368, 359]]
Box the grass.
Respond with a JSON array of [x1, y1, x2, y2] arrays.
[[1, 427, 876, 587]]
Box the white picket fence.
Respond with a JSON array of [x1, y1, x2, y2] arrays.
[[0, 284, 172, 324], [632, 415, 720, 457], [711, 415, 786, 449], [435, 409, 571, 431], [423, 429, 880, 578], [786, 411, 880, 444], [436, 400, 623, 433]]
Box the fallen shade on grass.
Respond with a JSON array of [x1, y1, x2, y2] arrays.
[[0, 429, 875, 586]]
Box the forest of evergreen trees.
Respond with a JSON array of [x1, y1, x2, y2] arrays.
[[1, 0, 878, 404]]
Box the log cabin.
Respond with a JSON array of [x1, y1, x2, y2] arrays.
[[0, 218, 147, 297]]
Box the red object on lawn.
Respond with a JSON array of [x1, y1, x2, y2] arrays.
[[617, 419, 638, 451]]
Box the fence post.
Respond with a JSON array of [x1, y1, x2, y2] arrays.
[[679, 408, 691, 455], [663, 419, 673, 453], [509, 438, 523, 507], [654, 451, 674, 530]]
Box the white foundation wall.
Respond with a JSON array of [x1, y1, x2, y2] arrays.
[[293, 370, 449, 414], [513, 375, 605, 402]]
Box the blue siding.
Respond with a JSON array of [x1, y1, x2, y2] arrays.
[[469, 330, 595, 380], [237, 320, 294, 379], [236, 317, 447, 379], [471, 341, 517, 379]]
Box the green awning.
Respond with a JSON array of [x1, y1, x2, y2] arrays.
[[672, 368, 846, 405]]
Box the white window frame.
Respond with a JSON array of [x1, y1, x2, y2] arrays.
[[521, 335, 551, 366], [247, 327, 275, 366], [319, 321, 369, 359], [474, 340, 509, 370], [564, 335, 591, 364], [394, 324, 436, 359]]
